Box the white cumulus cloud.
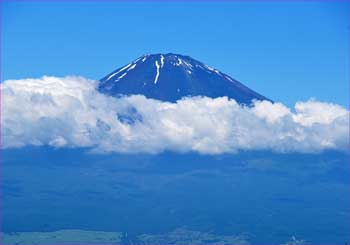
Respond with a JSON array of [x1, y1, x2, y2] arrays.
[[1, 76, 349, 154]]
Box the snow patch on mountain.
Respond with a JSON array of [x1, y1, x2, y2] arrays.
[[160, 55, 165, 68], [127, 63, 137, 72], [116, 72, 127, 81], [154, 61, 160, 84], [106, 63, 132, 81]]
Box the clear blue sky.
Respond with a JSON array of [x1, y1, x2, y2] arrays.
[[1, 1, 349, 107]]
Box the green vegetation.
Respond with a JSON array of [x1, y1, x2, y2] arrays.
[[1, 228, 312, 244], [137, 227, 249, 244], [1, 229, 122, 244], [1, 228, 250, 244]]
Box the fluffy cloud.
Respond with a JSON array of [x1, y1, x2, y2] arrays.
[[2, 76, 349, 154]]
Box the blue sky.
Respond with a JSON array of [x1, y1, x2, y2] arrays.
[[1, 1, 349, 107]]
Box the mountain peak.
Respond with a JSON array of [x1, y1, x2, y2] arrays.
[[99, 53, 271, 104]]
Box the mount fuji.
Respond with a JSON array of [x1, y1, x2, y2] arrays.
[[98, 53, 271, 104]]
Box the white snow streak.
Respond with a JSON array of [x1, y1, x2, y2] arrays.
[[116, 72, 127, 81], [204, 64, 217, 73], [127, 63, 137, 72], [183, 60, 193, 70], [225, 75, 234, 82], [154, 61, 160, 84], [160, 55, 165, 68], [106, 63, 132, 80], [132, 57, 142, 64]]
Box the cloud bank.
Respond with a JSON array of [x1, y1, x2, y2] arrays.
[[2, 76, 349, 154]]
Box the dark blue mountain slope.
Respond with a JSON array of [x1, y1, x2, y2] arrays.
[[99, 53, 271, 104]]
